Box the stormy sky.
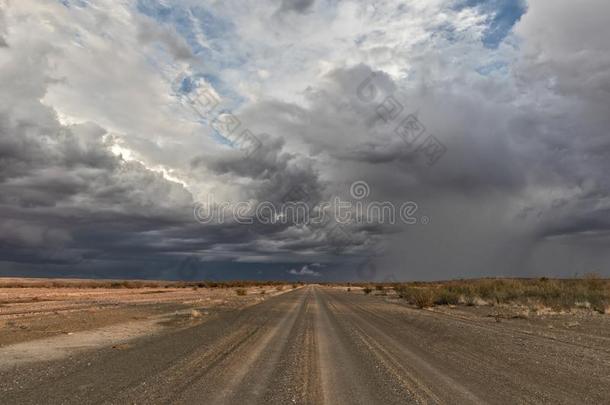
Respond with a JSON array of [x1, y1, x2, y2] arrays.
[[1, 0, 609, 281]]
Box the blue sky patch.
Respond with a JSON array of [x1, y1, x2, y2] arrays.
[[454, 0, 527, 49], [136, 0, 236, 56], [136, 0, 246, 108]]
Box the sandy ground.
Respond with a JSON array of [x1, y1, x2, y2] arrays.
[[2, 286, 609, 404], [0, 281, 294, 358]]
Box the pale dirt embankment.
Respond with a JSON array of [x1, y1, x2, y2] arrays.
[[0, 278, 296, 367]]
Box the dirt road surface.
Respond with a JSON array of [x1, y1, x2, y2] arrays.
[[1, 286, 609, 404]]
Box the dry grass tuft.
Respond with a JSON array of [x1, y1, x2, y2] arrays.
[[394, 286, 435, 308], [393, 275, 609, 312]]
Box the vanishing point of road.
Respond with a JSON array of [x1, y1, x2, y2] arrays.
[[2, 286, 609, 404]]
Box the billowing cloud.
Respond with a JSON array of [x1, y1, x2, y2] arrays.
[[1, 0, 609, 280], [277, 0, 315, 15], [289, 264, 322, 277]]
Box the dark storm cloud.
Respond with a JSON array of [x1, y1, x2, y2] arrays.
[[241, 63, 526, 198], [0, 29, 199, 278], [0, 1, 381, 279], [3, 0, 610, 281], [277, 0, 315, 14], [231, 3, 610, 279]]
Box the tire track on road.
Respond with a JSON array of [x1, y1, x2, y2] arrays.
[[319, 288, 483, 405], [314, 287, 414, 405], [327, 288, 610, 404], [123, 288, 309, 404]]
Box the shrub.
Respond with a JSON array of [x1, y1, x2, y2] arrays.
[[235, 288, 247, 296], [588, 294, 607, 314], [394, 285, 409, 299], [363, 287, 373, 295], [411, 288, 435, 308], [434, 289, 460, 305], [394, 286, 431, 307], [463, 292, 476, 306]]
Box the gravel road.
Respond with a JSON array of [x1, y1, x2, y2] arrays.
[[2, 286, 609, 404]]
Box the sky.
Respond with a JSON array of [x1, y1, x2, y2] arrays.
[[1, 0, 610, 281]]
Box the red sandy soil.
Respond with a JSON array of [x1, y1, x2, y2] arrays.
[[0, 278, 293, 346]]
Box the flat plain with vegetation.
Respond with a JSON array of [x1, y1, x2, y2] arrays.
[[2, 284, 609, 404], [387, 276, 610, 313]]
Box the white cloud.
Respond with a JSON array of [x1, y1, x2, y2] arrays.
[[288, 264, 321, 277], [2, 0, 610, 279]]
